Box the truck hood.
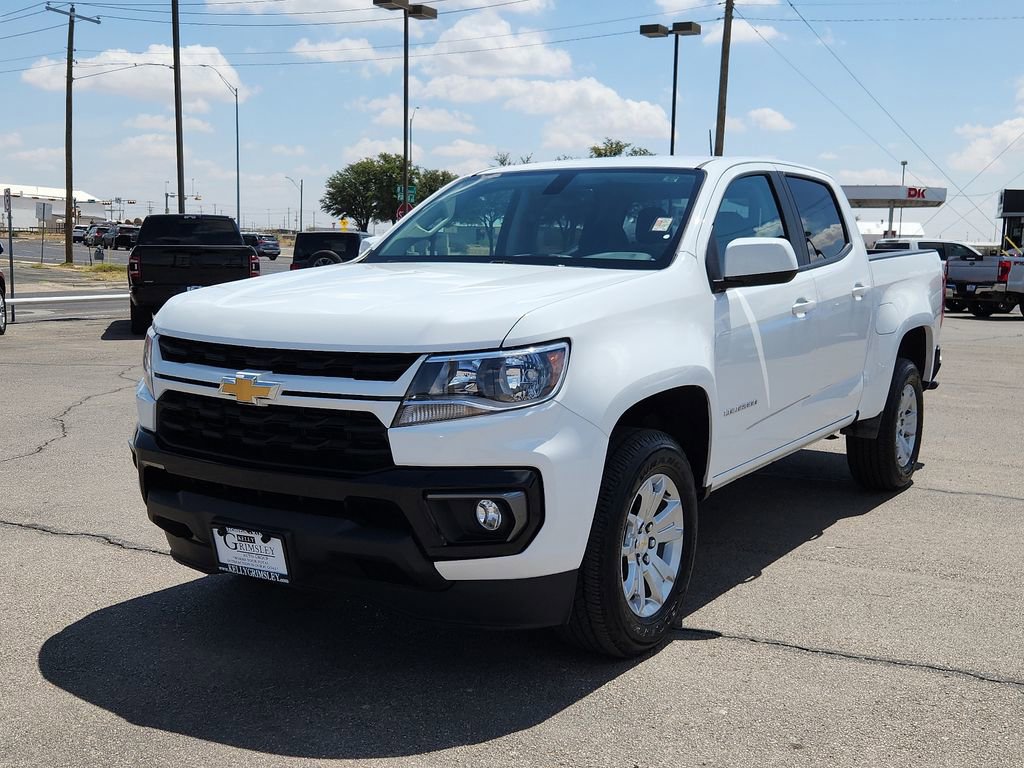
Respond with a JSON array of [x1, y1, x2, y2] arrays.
[[153, 261, 648, 351]]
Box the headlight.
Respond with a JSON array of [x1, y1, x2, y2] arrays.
[[143, 331, 155, 397], [394, 342, 569, 427]]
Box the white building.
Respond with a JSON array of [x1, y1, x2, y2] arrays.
[[1, 183, 108, 230]]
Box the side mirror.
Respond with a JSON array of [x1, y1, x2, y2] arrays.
[[720, 237, 799, 288]]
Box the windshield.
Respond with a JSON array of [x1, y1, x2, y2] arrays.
[[367, 167, 704, 269]]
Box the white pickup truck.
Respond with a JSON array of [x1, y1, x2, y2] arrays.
[[132, 158, 943, 657]]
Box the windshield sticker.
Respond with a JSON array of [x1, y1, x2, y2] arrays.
[[652, 217, 673, 232]]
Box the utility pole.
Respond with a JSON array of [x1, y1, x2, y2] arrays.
[[713, 0, 734, 156], [46, 3, 100, 264], [171, 0, 185, 212]]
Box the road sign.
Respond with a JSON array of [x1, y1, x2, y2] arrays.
[[395, 185, 417, 203], [35, 202, 53, 220], [396, 202, 414, 220], [3, 188, 10, 214]]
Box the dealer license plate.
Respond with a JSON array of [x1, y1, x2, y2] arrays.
[[212, 526, 289, 582]]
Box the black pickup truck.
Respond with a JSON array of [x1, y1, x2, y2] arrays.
[[128, 215, 259, 334]]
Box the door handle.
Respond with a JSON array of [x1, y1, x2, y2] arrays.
[[852, 283, 869, 300], [791, 298, 817, 317]]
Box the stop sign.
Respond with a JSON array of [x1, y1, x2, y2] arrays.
[[396, 202, 414, 220]]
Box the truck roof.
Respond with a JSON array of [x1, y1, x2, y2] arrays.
[[458, 155, 828, 177]]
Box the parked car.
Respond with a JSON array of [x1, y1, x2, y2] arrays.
[[127, 214, 260, 334], [84, 224, 112, 247], [242, 232, 281, 260], [102, 224, 139, 250], [131, 158, 944, 657], [873, 237, 1024, 316], [289, 230, 369, 269], [72, 225, 89, 243]]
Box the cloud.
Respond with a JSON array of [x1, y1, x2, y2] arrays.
[[124, 113, 213, 133], [184, 98, 211, 114], [362, 95, 477, 134], [422, 11, 572, 78], [948, 117, 1024, 173], [271, 144, 307, 157], [703, 20, 783, 46], [747, 107, 794, 131], [292, 10, 571, 79], [341, 137, 423, 163], [819, 151, 839, 161], [230, 0, 550, 14], [22, 45, 250, 104], [10, 147, 63, 169], [725, 116, 747, 134], [657, 0, 778, 8], [290, 37, 398, 75], [420, 75, 670, 150], [431, 139, 497, 159], [0, 132, 23, 149], [109, 134, 177, 161]]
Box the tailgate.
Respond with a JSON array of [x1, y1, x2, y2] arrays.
[[947, 253, 997, 285], [133, 246, 251, 287]]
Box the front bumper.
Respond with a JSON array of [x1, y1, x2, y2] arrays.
[[131, 427, 577, 628]]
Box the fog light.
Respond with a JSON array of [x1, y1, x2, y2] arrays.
[[475, 499, 502, 531]]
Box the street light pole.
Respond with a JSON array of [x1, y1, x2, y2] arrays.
[[899, 160, 908, 236], [410, 105, 420, 170], [286, 176, 303, 232], [373, 1, 436, 216], [640, 21, 701, 156], [199, 65, 241, 225]]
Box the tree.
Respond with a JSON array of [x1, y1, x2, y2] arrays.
[[589, 137, 654, 158], [320, 153, 407, 230], [417, 168, 459, 202], [493, 151, 513, 167]]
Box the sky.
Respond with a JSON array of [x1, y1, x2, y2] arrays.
[[1, 0, 1022, 240]]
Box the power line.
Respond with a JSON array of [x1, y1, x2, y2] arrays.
[[745, 14, 1024, 22], [79, 0, 534, 28], [0, 3, 46, 18], [785, 1, 993, 239], [0, 8, 46, 24], [0, 22, 63, 40]]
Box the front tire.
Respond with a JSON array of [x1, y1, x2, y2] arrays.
[[0, 291, 7, 335], [847, 358, 923, 491], [129, 302, 151, 335], [562, 429, 698, 658], [969, 304, 994, 318]]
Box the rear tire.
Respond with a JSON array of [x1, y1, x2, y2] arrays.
[[310, 250, 343, 267], [944, 300, 965, 313], [562, 429, 698, 658], [129, 302, 151, 335], [969, 304, 994, 318], [847, 358, 923, 491], [0, 290, 7, 335]]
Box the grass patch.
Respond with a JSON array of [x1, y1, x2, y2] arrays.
[[26, 262, 127, 282]]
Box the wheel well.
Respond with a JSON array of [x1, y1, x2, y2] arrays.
[[898, 327, 928, 376], [611, 386, 711, 493]]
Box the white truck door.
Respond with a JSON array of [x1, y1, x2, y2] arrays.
[[784, 174, 872, 424], [709, 173, 822, 481]]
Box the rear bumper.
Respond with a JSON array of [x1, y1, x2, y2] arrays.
[[947, 281, 1008, 300], [130, 285, 184, 309], [130, 427, 576, 629]]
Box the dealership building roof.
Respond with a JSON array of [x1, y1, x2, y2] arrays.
[[1, 183, 102, 202]]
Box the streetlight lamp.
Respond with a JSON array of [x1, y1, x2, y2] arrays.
[[285, 176, 303, 232], [372, 0, 436, 216], [640, 21, 701, 156], [199, 64, 241, 225], [409, 105, 420, 172]]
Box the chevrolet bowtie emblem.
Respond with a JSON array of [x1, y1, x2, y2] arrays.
[[219, 372, 281, 406]]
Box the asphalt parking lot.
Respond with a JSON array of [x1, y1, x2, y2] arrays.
[[1, 312, 1022, 767]]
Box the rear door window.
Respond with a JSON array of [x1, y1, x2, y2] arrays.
[[786, 176, 850, 264], [138, 217, 242, 246], [295, 233, 362, 262], [947, 243, 979, 260]]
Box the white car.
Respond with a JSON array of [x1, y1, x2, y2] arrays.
[[132, 157, 943, 656]]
